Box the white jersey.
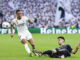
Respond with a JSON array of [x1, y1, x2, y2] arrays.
[[11, 16, 29, 34]]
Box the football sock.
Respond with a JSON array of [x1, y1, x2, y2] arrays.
[[24, 44, 31, 54], [32, 45, 35, 50]]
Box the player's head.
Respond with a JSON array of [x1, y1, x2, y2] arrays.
[[57, 36, 65, 45], [16, 9, 22, 19]]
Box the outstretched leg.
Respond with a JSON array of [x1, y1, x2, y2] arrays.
[[28, 38, 38, 56], [21, 39, 32, 56]]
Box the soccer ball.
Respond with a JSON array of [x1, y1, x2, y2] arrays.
[[2, 22, 10, 29]]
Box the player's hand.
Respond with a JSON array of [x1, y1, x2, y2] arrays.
[[11, 34, 13, 38], [77, 43, 80, 49], [60, 55, 64, 59]]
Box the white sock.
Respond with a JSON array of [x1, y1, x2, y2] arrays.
[[24, 44, 31, 54]]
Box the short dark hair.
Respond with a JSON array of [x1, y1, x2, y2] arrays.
[[16, 9, 21, 13], [58, 36, 65, 41]]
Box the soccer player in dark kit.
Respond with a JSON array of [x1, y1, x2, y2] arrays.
[[35, 36, 80, 58]]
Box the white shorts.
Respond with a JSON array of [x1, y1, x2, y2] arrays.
[[18, 30, 32, 41]]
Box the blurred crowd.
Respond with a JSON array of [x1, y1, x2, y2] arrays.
[[0, 0, 80, 28]]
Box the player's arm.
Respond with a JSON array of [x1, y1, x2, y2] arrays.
[[10, 23, 13, 37], [28, 19, 33, 24], [71, 43, 80, 54]]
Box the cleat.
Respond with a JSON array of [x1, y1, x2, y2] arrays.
[[33, 49, 42, 56], [32, 49, 40, 56], [38, 53, 42, 57], [29, 53, 33, 57]]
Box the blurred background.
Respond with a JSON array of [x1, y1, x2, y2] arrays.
[[0, 0, 80, 28]]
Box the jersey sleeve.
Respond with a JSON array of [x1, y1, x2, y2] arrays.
[[67, 45, 73, 53]]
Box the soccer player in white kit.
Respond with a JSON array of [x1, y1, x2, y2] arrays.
[[10, 10, 37, 56]]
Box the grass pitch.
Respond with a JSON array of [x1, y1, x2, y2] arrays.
[[0, 34, 80, 60]]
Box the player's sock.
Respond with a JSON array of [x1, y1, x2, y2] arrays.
[[32, 45, 36, 53], [24, 44, 31, 54], [42, 50, 53, 55], [32, 45, 35, 50], [32, 45, 39, 56]]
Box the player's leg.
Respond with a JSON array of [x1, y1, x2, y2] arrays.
[[38, 50, 60, 58], [26, 31, 38, 56], [21, 39, 31, 54], [33, 50, 53, 57], [28, 38, 39, 56], [26, 31, 35, 51], [28, 38, 35, 51], [35, 49, 56, 56], [42, 49, 57, 55], [42, 50, 53, 56], [21, 39, 33, 56], [19, 35, 32, 56]]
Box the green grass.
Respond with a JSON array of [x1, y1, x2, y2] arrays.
[[0, 34, 80, 60]]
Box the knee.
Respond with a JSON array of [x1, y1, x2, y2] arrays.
[[52, 50, 57, 53], [21, 39, 26, 44]]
